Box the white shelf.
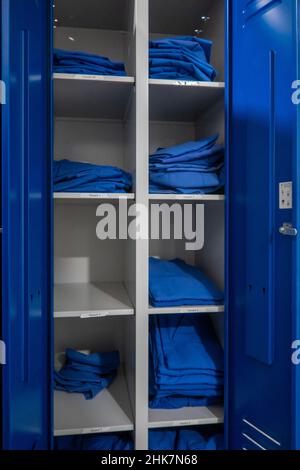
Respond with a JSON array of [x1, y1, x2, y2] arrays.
[[54, 367, 134, 436], [54, 0, 132, 31], [54, 193, 135, 204], [149, 79, 225, 122], [54, 74, 134, 120], [149, 194, 224, 202], [54, 282, 134, 319], [148, 405, 224, 429], [150, 0, 212, 35], [149, 305, 224, 315]]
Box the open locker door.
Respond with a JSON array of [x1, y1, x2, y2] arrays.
[[227, 0, 300, 450], [1, 0, 52, 449]]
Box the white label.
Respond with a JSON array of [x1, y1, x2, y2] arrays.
[[80, 312, 109, 319], [279, 182, 293, 209]]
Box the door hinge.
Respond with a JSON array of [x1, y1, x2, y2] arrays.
[[0, 341, 6, 365], [0, 80, 6, 105]]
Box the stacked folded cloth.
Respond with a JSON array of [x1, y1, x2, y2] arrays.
[[53, 159, 132, 193], [54, 349, 120, 400], [55, 433, 133, 451], [149, 427, 224, 451], [149, 134, 224, 194], [54, 48, 126, 76], [149, 315, 224, 409], [149, 36, 216, 82], [149, 257, 224, 307]]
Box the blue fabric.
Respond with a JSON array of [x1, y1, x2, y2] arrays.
[[149, 135, 224, 194], [149, 428, 223, 451], [149, 314, 223, 409], [53, 160, 132, 193], [54, 49, 126, 76], [149, 258, 224, 307], [54, 349, 120, 400], [149, 36, 217, 82], [55, 433, 133, 451]]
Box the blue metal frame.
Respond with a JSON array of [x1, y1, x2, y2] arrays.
[[292, 0, 300, 451], [1, 0, 52, 450], [224, 0, 232, 452], [227, 0, 299, 450]]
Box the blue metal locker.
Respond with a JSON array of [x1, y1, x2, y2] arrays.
[[1, 0, 300, 452], [227, 0, 300, 450], [1, 0, 52, 450]]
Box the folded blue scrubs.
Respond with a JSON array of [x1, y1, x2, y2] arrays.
[[54, 349, 120, 400], [149, 36, 217, 82], [54, 49, 126, 76], [149, 314, 224, 409], [53, 160, 132, 193], [149, 427, 223, 451], [149, 135, 224, 194], [149, 258, 224, 307], [55, 433, 133, 451]]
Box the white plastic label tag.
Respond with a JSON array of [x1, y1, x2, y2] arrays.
[[279, 182, 293, 209]]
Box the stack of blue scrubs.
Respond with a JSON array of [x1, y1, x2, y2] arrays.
[[149, 428, 223, 451], [54, 349, 120, 400], [149, 135, 224, 194], [149, 257, 224, 307], [55, 433, 133, 451], [149, 315, 224, 409], [149, 36, 216, 82], [53, 160, 132, 193], [54, 49, 126, 76]]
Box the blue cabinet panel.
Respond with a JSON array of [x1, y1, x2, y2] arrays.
[[227, 0, 300, 450], [1, 0, 52, 450]]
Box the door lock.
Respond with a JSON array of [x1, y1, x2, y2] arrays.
[[279, 223, 298, 236]]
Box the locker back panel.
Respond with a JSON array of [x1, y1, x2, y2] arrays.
[[1, 0, 52, 450], [228, 0, 298, 449]]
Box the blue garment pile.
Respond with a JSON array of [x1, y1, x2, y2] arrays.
[[149, 427, 224, 451], [53, 160, 132, 193], [149, 36, 216, 82], [149, 257, 224, 307], [55, 433, 133, 451], [149, 135, 224, 194], [54, 49, 126, 76], [149, 315, 224, 409], [54, 349, 120, 400]]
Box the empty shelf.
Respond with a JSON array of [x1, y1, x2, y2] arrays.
[[150, 0, 213, 35], [54, 282, 134, 318], [148, 405, 224, 429], [149, 194, 225, 202], [54, 0, 132, 31], [150, 79, 224, 122], [54, 193, 135, 203], [149, 305, 224, 315], [54, 74, 134, 120], [54, 367, 134, 436]]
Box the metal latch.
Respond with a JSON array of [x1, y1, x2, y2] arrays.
[[279, 223, 298, 237]]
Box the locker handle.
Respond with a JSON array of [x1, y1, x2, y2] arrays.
[[279, 223, 298, 237]]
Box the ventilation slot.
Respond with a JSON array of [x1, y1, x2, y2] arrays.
[[242, 418, 281, 450]]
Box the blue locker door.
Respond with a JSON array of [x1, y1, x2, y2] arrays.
[[1, 0, 52, 450], [227, 0, 299, 449]]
